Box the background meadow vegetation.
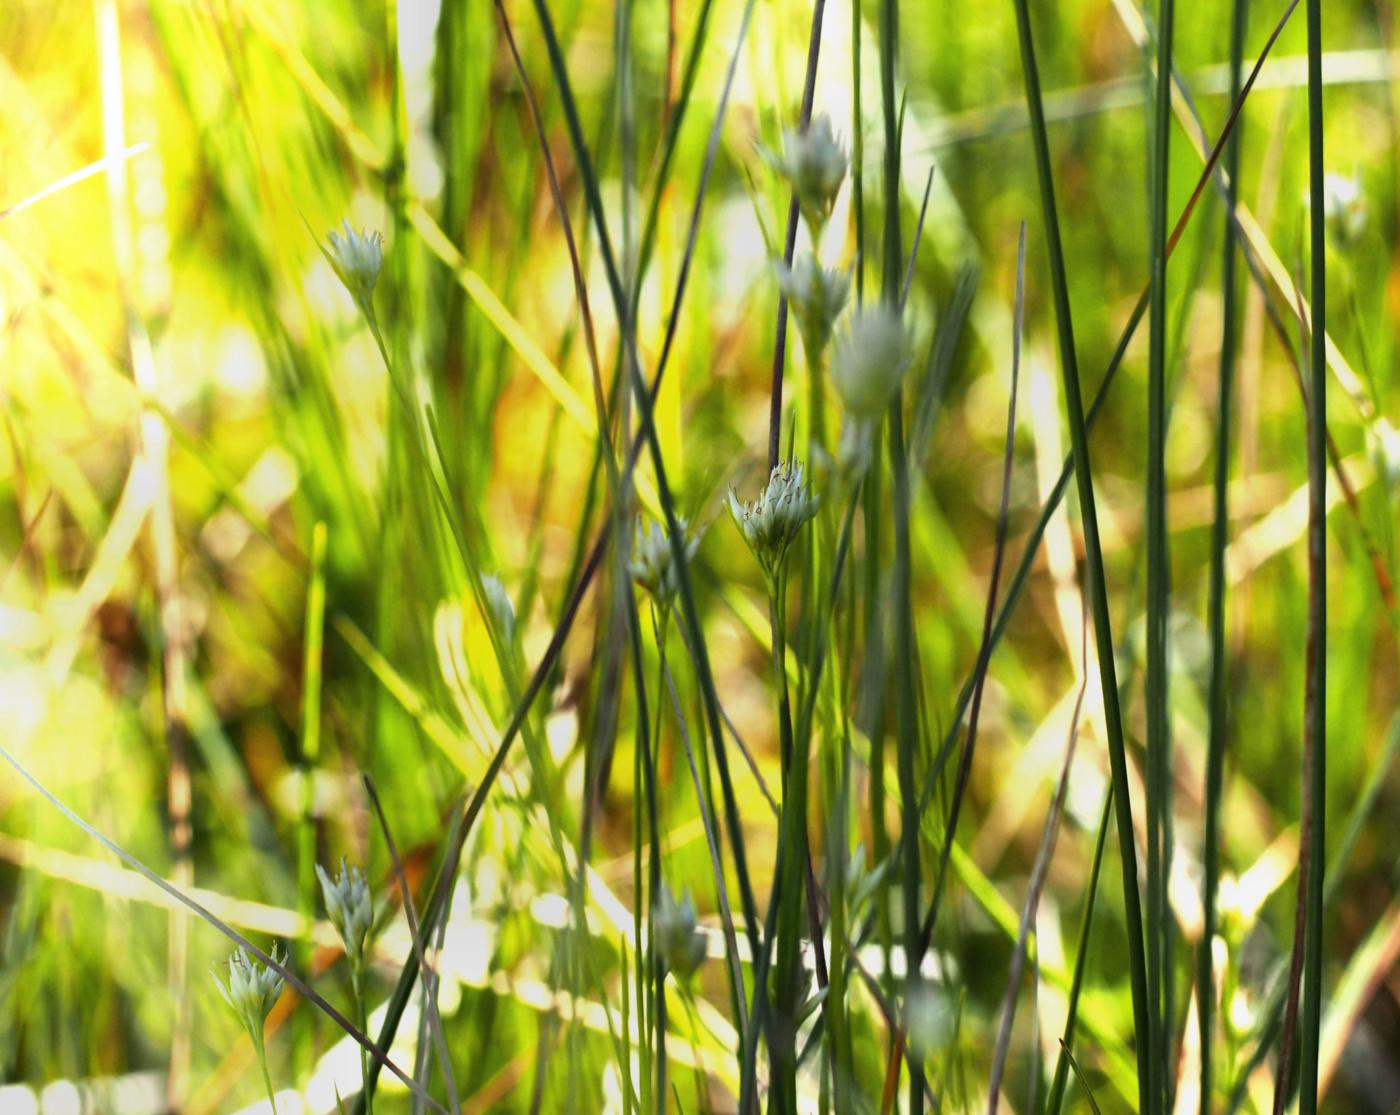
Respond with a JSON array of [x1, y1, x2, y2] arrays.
[[1, 0, 1398, 1111]]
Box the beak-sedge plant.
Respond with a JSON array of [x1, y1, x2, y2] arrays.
[[4, 1, 1396, 1113]]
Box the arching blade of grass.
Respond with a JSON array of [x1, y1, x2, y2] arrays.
[[1006, 0, 1152, 1109], [1200, 0, 1250, 1106]]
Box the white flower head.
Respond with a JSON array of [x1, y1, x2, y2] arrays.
[[213, 945, 286, 1037], [830, 307, 911, 420], [766, 115, 847, 234], [482, 573, 516, 643], [1319, 172, 1366, 249], [775, 255, 850, 360], [316, 859, 373, 973], [654, 885, 706, 979], [325, 220, 384, 313], [727, 460, 818, 584], [629, 516, 697, 605]]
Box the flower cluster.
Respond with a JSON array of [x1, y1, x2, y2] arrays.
[[766, 115, 847, 236], [213, 945, 286, 1040], [325, 220, 384, 315], [316, 859, 373, 977], [728, 461, 819, 586], [775, 255, 850, 362], [654, 885, 707, 980], [629, 516, 697, 606]]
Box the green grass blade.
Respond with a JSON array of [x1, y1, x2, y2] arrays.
[[1144, 0, 1176, 1107], [1297, 0, 1328, 1107], [1006, 2, 1153, 1108], [1045, 790, 1114, 1115], [1200, 0, 1250, 1105], [766, 0, 829, 470]]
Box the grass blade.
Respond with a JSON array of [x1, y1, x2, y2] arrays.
[[1006, 1, 1153, 1108], [1200, 0, 1250, 1106], [1045, 790, 1115, 1115], [1296, 1, 1328, 1107], [767, 0, 830, 470], [1144, 0, 1177, 1106]]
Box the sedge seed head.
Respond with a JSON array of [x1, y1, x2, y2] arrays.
[[774, 255, 850, 360], [654, 885, 707, 980], [213, 945, 286, 1038], [325, 220, 383, 313], [629, 516, 697, 605], [830, 307, 911, 420], [316, 859, 372, 971], [765, 115, 847, 235], [727, 460, 818, 583]]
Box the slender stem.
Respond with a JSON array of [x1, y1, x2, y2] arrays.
[[767, 0, 829, 470], [1201, 0, 1249, 1105], [1145, 0, 1177, 1107], [253, 1027, 279, 1115], [355, 969, 372, 1115], [876, 0, 922, 1111], [1007, 2, 1153, 1109], [1298, 0, 1328, 1106], [1044, 790, 1114, 1115]]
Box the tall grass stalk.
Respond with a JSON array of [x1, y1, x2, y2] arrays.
[[767, 0, 828, 470], [874, 2, 926, 1113], [1045, 789, 1114, 1115], [1145, 0, 1177, 1107], [1201, 0, 1249, 1104], [1297, 0, 1328, 1106], [972, 221, 1028, 1115], [1007, 1, 1154, 1108]]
